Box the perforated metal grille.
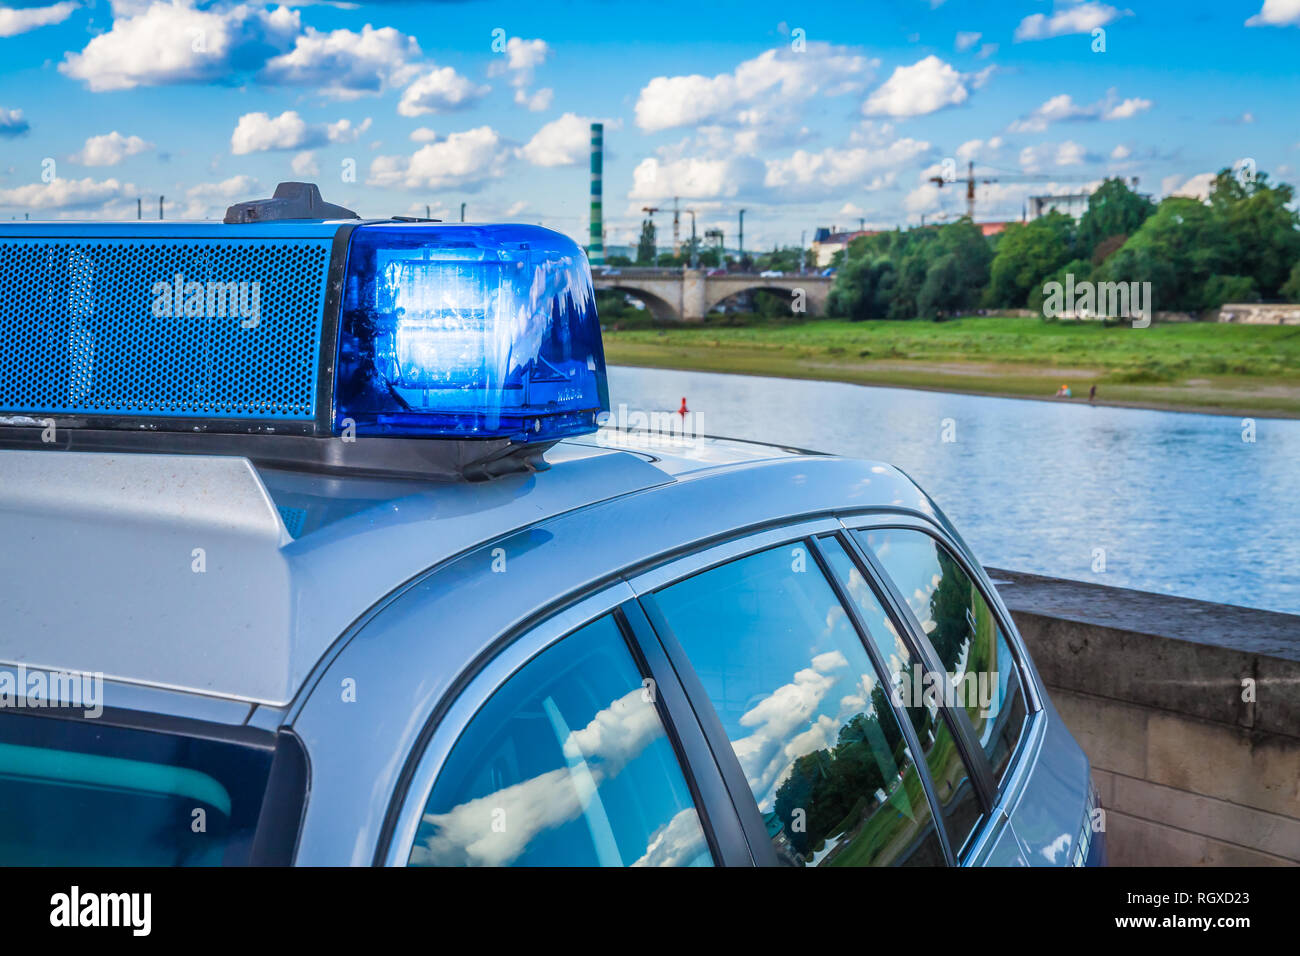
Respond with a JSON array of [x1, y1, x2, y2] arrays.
[[0, 237, 333, 420]]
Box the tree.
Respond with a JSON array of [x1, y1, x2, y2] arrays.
[[986, 212, 1076, 308], [924, 219, 992, 315], [635, 219, 657, 265], [917, 254, 964, 318], [1282, 262, 1300, 303], [827, 255, 896, 319], [1077, 177, 1154, 258], [1207, 169, 1300, 298], [1029, 258, 1092, 316], [1094, 197, 1236, 311]]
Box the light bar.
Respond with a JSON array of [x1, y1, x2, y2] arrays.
[[333, 223, 609, 442]]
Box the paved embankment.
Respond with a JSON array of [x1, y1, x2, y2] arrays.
[[988, 568, 1300, 866]]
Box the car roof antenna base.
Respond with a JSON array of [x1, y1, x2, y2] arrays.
[[224, 182, 360, 223]]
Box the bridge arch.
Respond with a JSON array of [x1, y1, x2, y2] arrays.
[[703, 281, 829, 319], [596, 284, 679, 322]]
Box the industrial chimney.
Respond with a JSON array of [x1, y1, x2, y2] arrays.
[[589, 122, 604, 266]]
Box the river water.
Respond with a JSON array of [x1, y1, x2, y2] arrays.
[[608, 365, 1300, 615]]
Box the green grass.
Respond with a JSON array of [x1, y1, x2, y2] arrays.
[[602, 315, 1300, 417]]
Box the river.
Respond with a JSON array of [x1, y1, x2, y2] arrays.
[[608, 365, 1300, 615]]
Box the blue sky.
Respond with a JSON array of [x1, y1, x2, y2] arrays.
[[1, 0, 1298, 250]]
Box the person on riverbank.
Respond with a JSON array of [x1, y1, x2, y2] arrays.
[[1089, 384, 1097, 404]]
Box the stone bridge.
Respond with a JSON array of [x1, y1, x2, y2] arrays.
[[592, 267, 833, 322]]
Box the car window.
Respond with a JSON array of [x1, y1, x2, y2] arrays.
[[408, 613, 712, 867], [818, 535, 983, 857], [855, 528, 1029, 785], [652, 542, 947, 867], [0, 711, 276, 865]]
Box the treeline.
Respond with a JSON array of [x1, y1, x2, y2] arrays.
[[828, 169, 1300, 320]]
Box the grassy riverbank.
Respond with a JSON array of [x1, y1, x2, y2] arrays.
[[602, 316, 1300, 418]]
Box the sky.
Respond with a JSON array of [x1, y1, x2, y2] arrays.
[[0, 0, 1298, 251]]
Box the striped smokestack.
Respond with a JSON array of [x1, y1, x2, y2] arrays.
[[589, 122, 604, 266]]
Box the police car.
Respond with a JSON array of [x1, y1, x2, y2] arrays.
[[0, 183, 1103, 867]]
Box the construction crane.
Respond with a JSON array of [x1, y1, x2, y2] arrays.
[[930, 160, 1098, 221]]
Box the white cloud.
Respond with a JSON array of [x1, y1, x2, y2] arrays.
[[290, 150, 318, 176], [1246, 0, 1300, 26], [764, 138, 931, 197], [1009, 90, 1151, 132], [60, 1, 301, 92], [231, 111, 310, 154], [1110, 144, 1131, 160], [635, 43, 877, 132], [0, 1, 77, 38], [1163, 171, 1215, 200], [260, 23, 421, 99], [0, 176, 133, 210], [1104, 96, 1152, 120], [520, 112, 595, 167], [632, 808, 709, 868], [729, 651, 848, 805], [488, 36, 552, 111], [230, 110, 370, 154], [0, 106, 30, 138], [515, 87, 553, 112], [956, 135, 1003, 162], [70, 131, 154, 166], [490, 36, 548, 83], [411, 687, 670, 866], [1015, 2, 1127, 41], [490, 36, 549, 83], [904, 181, 943, 214], [955, 30, 982, 51], [628, 154, 763, 201], [397, 66, 490, 117], [864, 56, 969, 118], [367, 126, 507, 190], [186, 174, 257, 202], [325, 116, 372, 143], [409, 126, 438, 143], [1019, 140, 1090, 171]]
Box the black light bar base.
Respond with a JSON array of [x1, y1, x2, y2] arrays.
[[0, 426, 553, 482]]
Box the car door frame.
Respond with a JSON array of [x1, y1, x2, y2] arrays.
[[626, 515, 980, 867], [837, 512, 1047, 864], [379, 580, 753, 867]]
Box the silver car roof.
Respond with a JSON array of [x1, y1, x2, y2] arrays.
[[0, 433, 933, 707]]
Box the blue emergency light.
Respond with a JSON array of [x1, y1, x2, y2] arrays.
[[0, 183, 609, 453], [334, 223, 608, 442]]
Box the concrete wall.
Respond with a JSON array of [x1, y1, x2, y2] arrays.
[[987, 568, 1300, 866], [1217, 303, 1300, 325]]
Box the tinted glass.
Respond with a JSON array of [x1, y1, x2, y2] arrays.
[[654, 542, 946, 867], [857, 528, 1029, 783], [0, 712, 272, 865], [819, 536, 982, 857], [410, 614, 711, 867]]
